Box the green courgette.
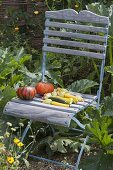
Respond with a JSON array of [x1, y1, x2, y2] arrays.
[[48, 96, 67, 104]]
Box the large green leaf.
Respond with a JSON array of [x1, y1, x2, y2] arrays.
[[16, 47, 25, 61], [0, 86, 16, 111], [86, 116, 113, 148], [20, 66, 37, 79], [19, 54, 31, 64], [46, 70, 64, 87], [9, 74, 23, 86], [50, 138, 73, 153], [86, 3, 113, 36], [68, 79, 98, 93], [86, 3, 109, 17], [50, 137, 90, 154]]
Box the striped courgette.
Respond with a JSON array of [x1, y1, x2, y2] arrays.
[[49, 96, 73, 105], [48, 97, 67, 104]]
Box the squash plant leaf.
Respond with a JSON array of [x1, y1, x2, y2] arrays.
[[68, 79, 98, 93], [49, 138, 90, 154], [46, 70, 64, 87], [50, 138, 69, 153], [86, 116, 113, 148], [19, 54, 31, 64], [16, 47, 25, 61], [20, 66, 37, 79], [0, 86, 16, 110], [9, 74, 23, 86]]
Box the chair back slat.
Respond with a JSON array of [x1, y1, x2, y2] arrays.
[[45, 20, 108, 33], [43, 38, 105, 51], [43, 46, 105, 59], [44, 30, 106, 43], [45, 9, 109, 24]]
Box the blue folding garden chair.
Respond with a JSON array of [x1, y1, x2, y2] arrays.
[[4, 9, 109, 169]]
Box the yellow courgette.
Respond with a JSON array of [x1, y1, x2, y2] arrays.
[[55, 96, 73, 104], [51, 101, 69, 107], [64, 93, 83, 103], [43, 99, 69, 107]]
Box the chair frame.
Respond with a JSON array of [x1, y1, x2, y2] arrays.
[[4, 9, 109, 170]]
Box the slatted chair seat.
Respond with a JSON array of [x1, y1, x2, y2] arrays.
[[3, 9, 109, 170], [4, 93, 97, 128]]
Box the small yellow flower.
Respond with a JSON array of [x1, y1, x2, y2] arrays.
[[14, 27, 19, 31], [17, 142, 24, 147], [7, 156, 14, 164], [34, 11, 39, 15], [4, 132, 10, 138], [7, 122, 12, 127], [11, 128, 16, 132], [13, 138, 20, 144]]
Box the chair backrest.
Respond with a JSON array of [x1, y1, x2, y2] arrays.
[[42, 9, 109, 106]]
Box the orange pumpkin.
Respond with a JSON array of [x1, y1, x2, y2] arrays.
[[16, 87, 36, 100], [35, 82, 54, 95]]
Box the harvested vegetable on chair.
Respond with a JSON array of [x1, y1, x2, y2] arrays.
[[43, 87, 84, 106], [43, 99, 69, 107]]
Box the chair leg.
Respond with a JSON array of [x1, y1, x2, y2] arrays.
[[71, 117, 85, 129], [21, 120, 32, 142], [74, 136, 89, 170], [21, 120, 88, 170]]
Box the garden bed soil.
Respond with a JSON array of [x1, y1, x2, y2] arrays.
[[19, 153, 77, 170]]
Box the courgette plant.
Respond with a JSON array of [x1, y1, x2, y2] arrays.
[[0, 47, 40, 113]]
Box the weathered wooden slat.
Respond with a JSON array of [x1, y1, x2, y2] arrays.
[[71, 97, 96, 110], [71, 104, 84, 110], [43, 46, 105, 59], [12, 98, 79, 114], [76, 102, 89, 107], [45, 20, 108, 33], [46, 9, 109, 25], [43, 38, 105, 51], [72, 99, 94, 108], [44, 30, 106, 42], [83, 98, 94, 103], [4, 102, 72, 127], [34, 95, 95, 111], [5, 101, 71, 118], [71, 92, 97, 100]]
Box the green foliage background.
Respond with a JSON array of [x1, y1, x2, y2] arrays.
[[1, 0, 113, 169]]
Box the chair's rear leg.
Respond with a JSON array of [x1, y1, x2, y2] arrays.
[[74, 136, 89, 170], [21, 120, 32, 142]]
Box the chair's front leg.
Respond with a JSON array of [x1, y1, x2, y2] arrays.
[[74, 136, 89, 170], [71, 117, 85, 129], [21, 120, 32, 142]]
